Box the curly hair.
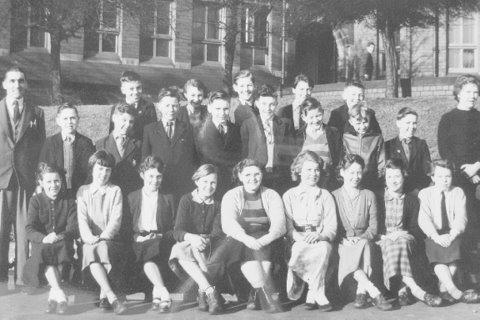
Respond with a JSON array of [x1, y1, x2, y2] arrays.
[[290, 150, 324, 182]]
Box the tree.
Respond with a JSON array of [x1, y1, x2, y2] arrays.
[[285, 0, 480, 97]]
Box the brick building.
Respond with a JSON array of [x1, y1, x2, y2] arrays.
[[0, 0, 294, 92]]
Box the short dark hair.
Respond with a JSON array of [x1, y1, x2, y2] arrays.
[[36, 162, 65, 183], [120, 71, 142, 83], [293, 74, 313, 89], [192, 164, 218, 182], [56, 103, 79, 117], [232, 158, 262, 186], [255, 84, 276, 100], [339, 154, 365, 171], [139, 155, 165, 174], [453, 74, 479, 102], [4, 66, 26, 81], [112, 103, 135, 117], [348, 103, 373, 121], [300, 97, 323, 116], [396, 107, 418, 120], [184, 78, 207, 95], [158, 86, 181, 102], [88, 150, 115, 172], [290, 150, 324, 182], [208, 90, 230, 104], [431, 159, 454, 175], [366, 41, 375, 47], [233, 69, 254, 85], [344, 82, 365, 91], [385, 158, 406, 176]]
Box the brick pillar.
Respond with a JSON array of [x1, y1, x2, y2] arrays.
[[0, 0, 11, 55], [174, 0, 192, 69], [60, 28, 84, 61], [120, 9, 140, 65]]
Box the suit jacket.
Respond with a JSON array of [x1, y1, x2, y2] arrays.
[[0, 97, 45, 192], [361, 52, 374, 79], [109, 98, 157, 141], [196, 118, 243, 196], [385, 136, 432, 192], [39, 132, 95, 194], [327, 103, 381, 135], [142, 120, 197, 198], [229, 98, 256, 125], [258, 116, 296, 168], [96, 134, 142, 195], [126, 189, 176, 243], [277, 104, 306, 137]]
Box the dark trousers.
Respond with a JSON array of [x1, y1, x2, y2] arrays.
[[0, 176, 29, 284]]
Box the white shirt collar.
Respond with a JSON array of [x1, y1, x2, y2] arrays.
[[61, 132, 75, 142], [191, 189, 214, 205]]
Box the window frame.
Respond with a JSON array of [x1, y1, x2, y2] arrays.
[[241, 5, 270, 67], [448, 15, 478, 72], [97, 0, 121, 54]]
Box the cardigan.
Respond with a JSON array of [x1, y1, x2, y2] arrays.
[[221, 186, 286, 245], [25, 192, 77, 243]]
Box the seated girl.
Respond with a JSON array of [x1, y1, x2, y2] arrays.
[[169, 164, 224, 314], [206, 159, 286, 313], [332, 154, 392, 311], [24, 163, 77, 314], [378, 159, 441, 307], [127, 156, 176, 313], [77, 150, 126, 315], [283, 150, 337, 311], [418, 159, 480, 304]]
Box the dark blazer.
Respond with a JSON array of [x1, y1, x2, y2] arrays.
[[302, 124, 342, 170], [142, 120, 197, 198], [109, 98, 157, 141], [39, 132, 95, 194], [259, 116, 296, 168], [126, 189, 176, 242], [96, 134, 142, 195], [277, 104, 306, 137], [196, 118, 243, 196], [328, 103, 381, 135], [385, 136, 431, 193], [0, 97, 45, 192], [361, 52, 374, 80], [377, 191, 421, 239]]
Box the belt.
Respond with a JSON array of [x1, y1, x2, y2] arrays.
[[294, 225, 317, 232]]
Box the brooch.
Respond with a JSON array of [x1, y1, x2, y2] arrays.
[[29, 119, 37, 128]]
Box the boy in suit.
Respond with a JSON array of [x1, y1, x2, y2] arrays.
[[0, 66, 45, 285], [196, 90, 243, 198], [39, 103, 95, 198], [178, 79, 209, 130], [230, 70, 256, 126], [328, 83, 381, 135], [142, 87, 197, 202], [109, 71, 157, 141], [386, 107, 431, 194], [255, 84, 295, 194], [98, 103, 142, 196], [277, 74, 313, 137]]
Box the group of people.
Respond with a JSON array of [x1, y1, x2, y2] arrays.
[[2, 64, 480, 315]]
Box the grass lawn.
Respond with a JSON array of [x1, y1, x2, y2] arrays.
[[41, 96, 459, 159]]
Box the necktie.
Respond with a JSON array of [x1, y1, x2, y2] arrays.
[[439, 191, 449, 234], [263, 121, 273, 144], [166, 122, 174, 139], [402, 138, 411, 162], [117, 135, 126, 156], [12, 100, 20, 126]]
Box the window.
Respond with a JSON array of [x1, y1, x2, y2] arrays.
[[191, 2, 223, 66], [11, 5, 48, 52], [241, 6, 269, 66], [140, 0, 174, 62], [449, 16, 477, 70], [84, 0, 120, 57]]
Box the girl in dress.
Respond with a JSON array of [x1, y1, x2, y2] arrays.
[[77, 150, 126, 315], [206, 159, 286, 313], [283, 151, 337, 311], [332, 154, 392, 311], [169, 164, 224, 314], [127, 156, 176, 313], [24, 163, 76, 314], [378, 159, 441, 307]]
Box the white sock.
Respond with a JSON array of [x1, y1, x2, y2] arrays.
[[204, 286, 214, 295], [153, 286, 170, 301], [105, 290, 117, 304]]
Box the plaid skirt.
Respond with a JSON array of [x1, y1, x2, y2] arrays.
[[378, 236, 414, 289]]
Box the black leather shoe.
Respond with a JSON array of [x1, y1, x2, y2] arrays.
[[440, 291, 456, 304], [112, 299, 127, 315], [460, 289, 480, 304], [258, 287, 283, 313], [57, 301, 68, 314], [198, 290, 208, 312], [353, 293, 368, 309], [372, 294, 393, 311], [422, 293, 442, 307], [206, 288, 223, 314], [150, 301, 160, 312], [317, 303, 333, 312], [398, 290, 412, 306], [305, 302, 318, 310], [158, 300, 171, 313], [98, 298, 112, 311], [46, 300, 57, 314]]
